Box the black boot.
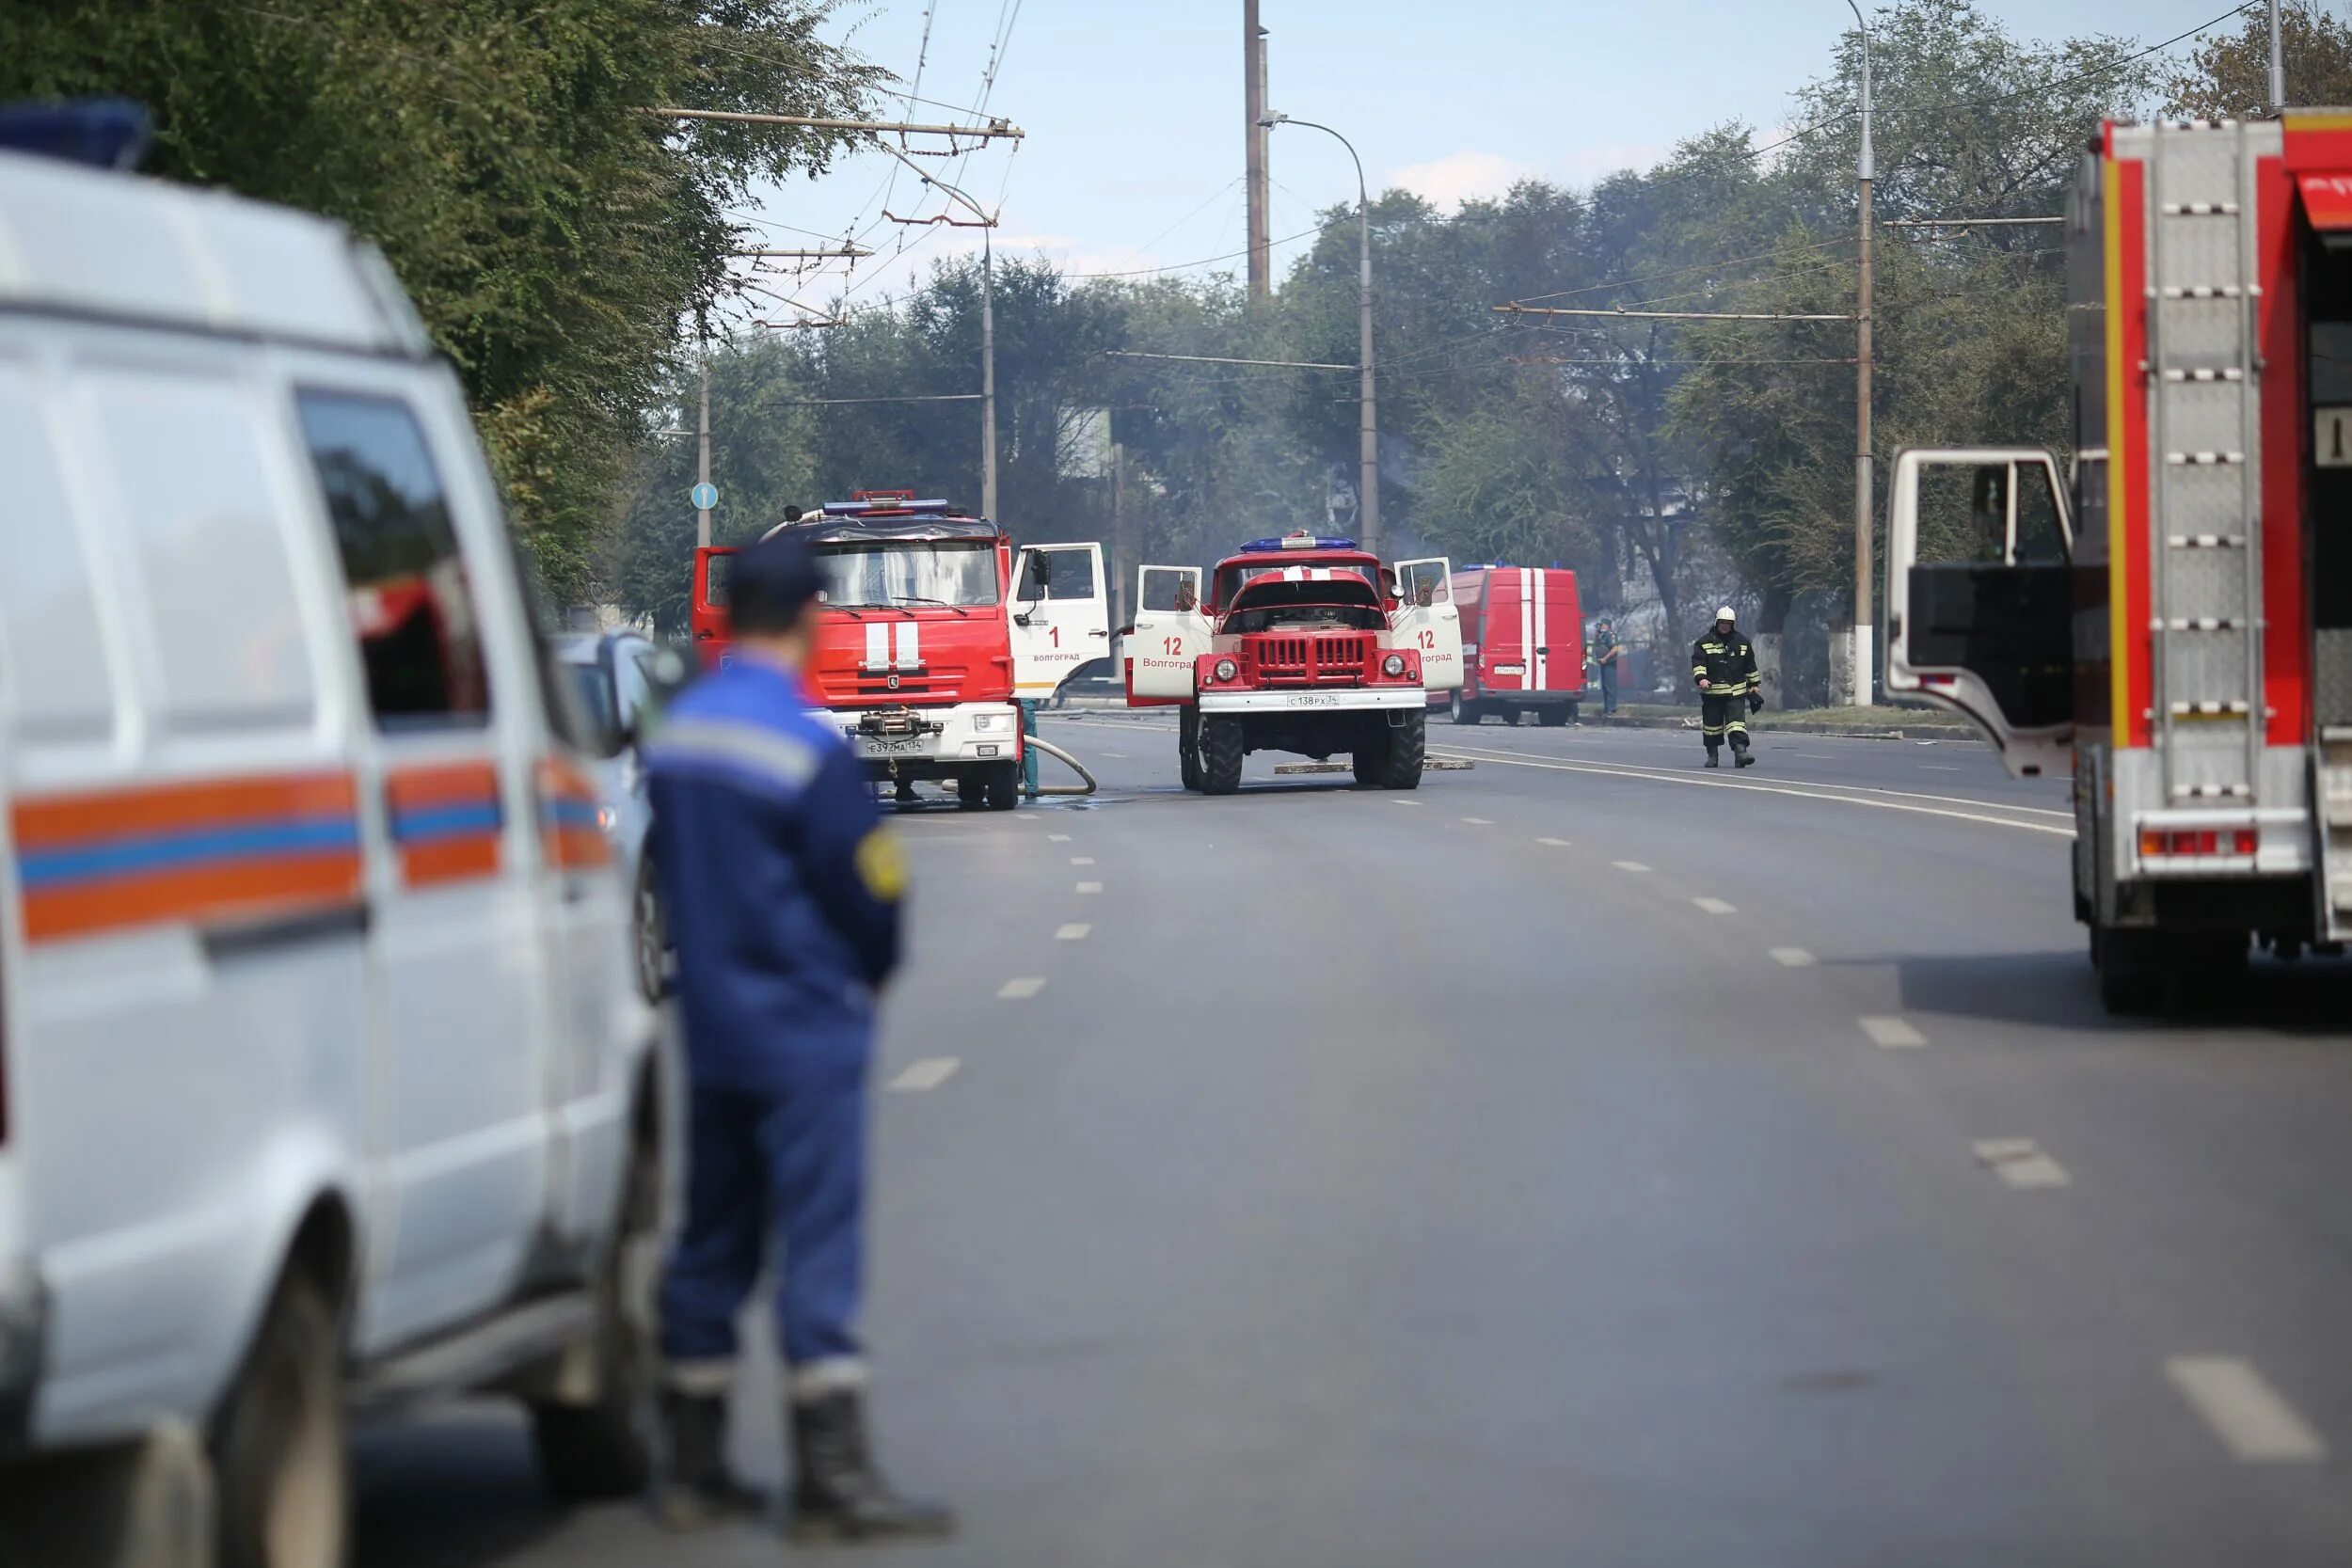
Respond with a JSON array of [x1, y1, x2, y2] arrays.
[[1735, 746, 1756, 768], [650, 1389, 763, 1532], [788, 1389, 955, 1544], [1704, 750, 1721, 768]]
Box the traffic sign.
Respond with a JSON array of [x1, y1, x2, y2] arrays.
[[691, 482, 719, 511]]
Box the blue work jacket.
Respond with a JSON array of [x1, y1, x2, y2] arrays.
[[646, 658, 905, 1091]]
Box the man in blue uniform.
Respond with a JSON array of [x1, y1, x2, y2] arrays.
[[645, 533, 952, 1543]]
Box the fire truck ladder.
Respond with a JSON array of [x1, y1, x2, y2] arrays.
[[2144, 121, 2265, 820]]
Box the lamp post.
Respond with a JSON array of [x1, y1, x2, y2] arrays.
[[1847, 0, 1875, 706], [1260, 111, 1378, 555]]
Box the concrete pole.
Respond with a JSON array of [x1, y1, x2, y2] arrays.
[[1848, 0, 1875, 706], [695, 347, 712, 549], [2272, 0, 2287, 112], [981, 232, 998, 519], [1245, 0, 1271, 302]]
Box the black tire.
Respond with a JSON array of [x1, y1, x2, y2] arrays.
[[984, 763, 1020, 810], [1539, 705, 1572, 727], [1179, 708, 1203, 792], [215, 1271, 346, 1568], [2091, 924, 2164, 1016], [632, 860, 667, 1005], [956, 773, 985, 810], [1449, 692, 1483, 726], [1200, 717, 1245, 795], [1377, 711, 1426, 789], [530, 1132, 660, 1501], [1352, 725, 1390, 786]]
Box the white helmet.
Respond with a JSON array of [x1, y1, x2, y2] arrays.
[[1715, 606, 1736, 622]]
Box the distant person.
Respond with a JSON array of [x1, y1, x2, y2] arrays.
[[1691, 607, 1759, 768], [645, 532, 953, 1543], [1590, 616, 1621, 717]]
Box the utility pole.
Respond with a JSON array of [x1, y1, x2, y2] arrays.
[[695, 347, 713, 549], [2271, 0, 2287, 112], [1848, 0, 1875, 707], [1245, 1, 1271, 302], [1112, 440, 1133, 630], [1261, 111, 1377, 554], [981, 231, 998, 520]]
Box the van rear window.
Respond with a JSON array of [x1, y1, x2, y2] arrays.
[[297, 391, 492, 729]]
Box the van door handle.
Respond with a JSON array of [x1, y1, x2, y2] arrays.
[[203, 904, 370, 964]]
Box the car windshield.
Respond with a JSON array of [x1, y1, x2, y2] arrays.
[[564, 661, 614, 734], [816, 542, 999, 608]]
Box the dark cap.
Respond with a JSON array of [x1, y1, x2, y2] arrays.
[[728, 531, 824, 635]]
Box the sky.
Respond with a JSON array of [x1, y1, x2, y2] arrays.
[[728, 0, 2264, 321]]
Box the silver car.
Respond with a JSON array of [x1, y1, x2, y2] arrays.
[[555, 631, 673, 1002]]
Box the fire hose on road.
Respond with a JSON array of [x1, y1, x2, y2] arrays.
[[1025, 733, 1097, 797]]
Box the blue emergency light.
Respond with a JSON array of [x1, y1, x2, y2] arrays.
[[821, 498, 952, 515], [1241, 532, 1359, 552]]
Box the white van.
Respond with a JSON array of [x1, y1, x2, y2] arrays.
[[0, 143, 661, 1564]]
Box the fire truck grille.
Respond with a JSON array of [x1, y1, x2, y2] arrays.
[[1249, 634, 1371, 685]]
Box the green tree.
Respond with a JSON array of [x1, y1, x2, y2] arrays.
[[2165, 2, 2352, 118]]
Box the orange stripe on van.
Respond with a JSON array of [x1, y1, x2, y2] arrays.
[[535, 756, 612, 871], [385, 760, 503, 888], [21, 847, 362, 942], [13, 772, 358, 849]]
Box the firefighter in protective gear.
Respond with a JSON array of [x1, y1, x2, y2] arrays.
[[645, 533, 952, 1542], [1692, 607, 1759, 768]]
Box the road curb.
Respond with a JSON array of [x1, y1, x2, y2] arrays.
[[1568, 714, 1983, 744]]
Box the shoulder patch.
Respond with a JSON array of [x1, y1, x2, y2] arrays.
[[853, 827, 909, 902]]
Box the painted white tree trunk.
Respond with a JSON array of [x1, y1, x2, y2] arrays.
[[1754, 631, 1784, 711]]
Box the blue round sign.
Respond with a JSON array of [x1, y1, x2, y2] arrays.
[[691, 482, 719, 511]]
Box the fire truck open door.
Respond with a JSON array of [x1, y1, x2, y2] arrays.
[[1009, 542, 1108, 701], [1389, 556, 1465, 692], [1127, 565, 1208, 701], [1885, 448, 2074, 779]]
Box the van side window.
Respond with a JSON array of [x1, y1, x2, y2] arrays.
[[297, 391, 492, 728], [0, 365, 118, 742]]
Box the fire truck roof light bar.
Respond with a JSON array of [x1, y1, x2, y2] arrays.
[[1242, 533, 1358, 552], [822, 498, 953, 515]]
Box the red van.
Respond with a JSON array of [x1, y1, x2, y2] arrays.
[[1437, 565, 1585, 725]]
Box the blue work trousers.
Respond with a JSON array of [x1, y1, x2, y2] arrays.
[[660, 1081, 866, 1370], [1598, 662, 1619, 715], [1019, 698, 1041, 796]]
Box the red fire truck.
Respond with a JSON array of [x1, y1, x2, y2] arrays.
[[1435, 564, 1587, 726], [691, 492, 1106, 808], [1125, 532, 1463, 793], [1886, 114, 2352, 1009]]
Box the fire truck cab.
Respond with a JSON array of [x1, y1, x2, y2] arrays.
[[1126, 532, 1463, 793], [1884, 116, 2352, 1008], [691, 493, 1105, 808]]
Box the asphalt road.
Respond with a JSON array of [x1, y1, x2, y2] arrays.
[[356, 711, 2352, 1567]]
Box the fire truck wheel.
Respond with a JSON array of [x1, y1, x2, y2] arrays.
[[1377, 712, 1426, 790], [983, 764, 1020, 811], [1539, 705, 1572, 727], [2090, 924, 2164, 1015], [1180, 708, 1204, 791], [1350, 731, 1388, 786], [1448, 692, 1483, 726], [957, 773, 985, 810], [1200, 718, 1245, 795]]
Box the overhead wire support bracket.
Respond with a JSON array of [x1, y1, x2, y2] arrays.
[[729, 246, 874, 260], [1104, 351, 1354, 371], [882, 209, 997, 230], [644, 108, 1024, 139], [1493, 304, 1858, 322]]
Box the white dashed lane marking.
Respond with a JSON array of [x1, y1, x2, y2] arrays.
[[1692, 896, 1738, 915], [1056, 923, 1092, 941], [1461, 816, 1494, 825], [1613, 861, 1651, 873], [1972, 1139, 2072, 1189], [1536, 836, 1570, 847], [1076, 881, 1103, 895], [1071, 856, 1096, 865], [886, 1057, 961, 1092], [1771, 947, 1817, 968], [1391, 800, 1422, 806], [2166, 1357, 2328, 1463], [1859, 1015, 1926, 1049], [997, 976, 1047, 1000], [1048, 833, 1072, 842]]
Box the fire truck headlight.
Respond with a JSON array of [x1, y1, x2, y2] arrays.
[[972, 713, 1002, 732], [1214, 657, 1239, 683], [1382, 653, 1407, 677]]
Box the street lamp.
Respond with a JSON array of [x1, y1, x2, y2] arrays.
[[1260, 110, 1379, 555], [1847, 0, 1875, 707]]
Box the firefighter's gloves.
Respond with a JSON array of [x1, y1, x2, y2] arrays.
[[1747, 690, 1764, 715]]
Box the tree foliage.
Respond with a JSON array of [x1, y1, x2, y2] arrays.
[[0, 0, 877, 603]]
